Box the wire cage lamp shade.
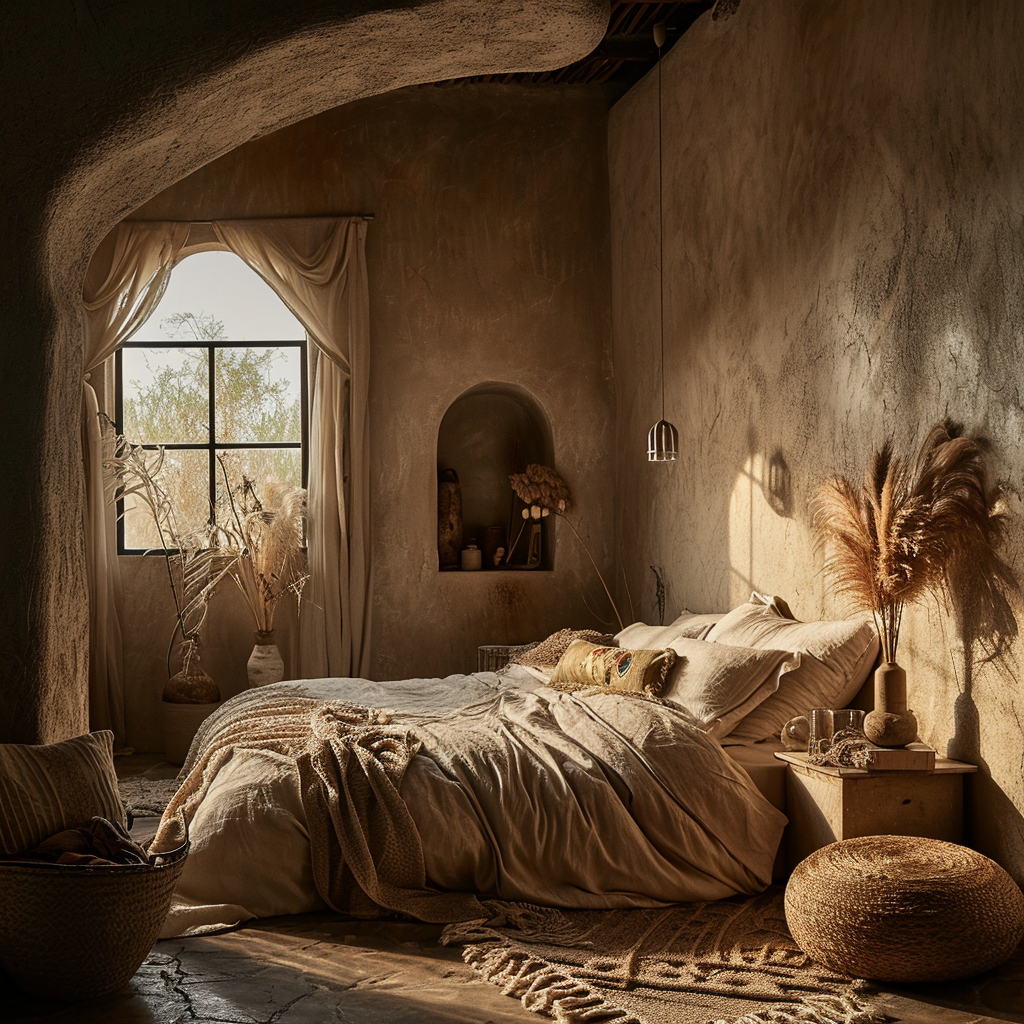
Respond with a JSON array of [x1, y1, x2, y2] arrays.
[[647, 20, 678, 463], [648, 419, 679, 461]]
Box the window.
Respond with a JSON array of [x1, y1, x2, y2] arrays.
[[115, 250, 308, 553]]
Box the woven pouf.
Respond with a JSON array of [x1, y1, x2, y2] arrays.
[[785, 835, 1024, 982]]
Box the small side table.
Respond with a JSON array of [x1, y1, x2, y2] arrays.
[[774, 750, 977, 871]]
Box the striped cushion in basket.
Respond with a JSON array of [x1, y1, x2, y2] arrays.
[[0, 730, 127, 856]]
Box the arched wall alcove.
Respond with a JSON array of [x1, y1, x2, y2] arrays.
[[437, 382, 555, 571]]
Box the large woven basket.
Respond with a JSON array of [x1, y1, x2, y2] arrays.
[[0, 838, 188, 999], [785, 835, 1024, 982]]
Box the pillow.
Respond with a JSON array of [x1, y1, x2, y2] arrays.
[[615, 610, 724, 649], [706, 594, 879, 743], [0, 730, 127, 856], [511, 629, 616, 669], [661, 638, 801, 740], [550, 640, 675, 696]]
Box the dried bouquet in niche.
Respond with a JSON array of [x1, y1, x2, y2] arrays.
[[811, 419, 1018, 747], [508, 463, 626, 631]]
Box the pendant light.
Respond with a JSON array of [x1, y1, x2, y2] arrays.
[[647, 21, 679, 462]]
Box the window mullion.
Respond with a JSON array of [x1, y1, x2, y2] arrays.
[[208, 344, 216, 530]]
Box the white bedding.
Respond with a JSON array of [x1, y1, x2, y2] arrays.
[[157, 670, 787, 937]]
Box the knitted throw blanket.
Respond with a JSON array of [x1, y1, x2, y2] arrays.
[[155, 693, 484, 922]]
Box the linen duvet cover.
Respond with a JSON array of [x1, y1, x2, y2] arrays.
[[155, 669, 786, 937]]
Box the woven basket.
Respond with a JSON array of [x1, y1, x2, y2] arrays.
[[0, 838, 188, 999], [785, 835, 1024, 982]]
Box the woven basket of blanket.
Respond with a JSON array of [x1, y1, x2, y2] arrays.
[[785, 834, 1024, 982], [0, 836, 188, 999]]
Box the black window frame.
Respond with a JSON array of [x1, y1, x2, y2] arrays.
[[115, 337, 309, 555]]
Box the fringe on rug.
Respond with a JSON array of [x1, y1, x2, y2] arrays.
[[713, 991, 886, 1024], [461, 939, 642, 1024]]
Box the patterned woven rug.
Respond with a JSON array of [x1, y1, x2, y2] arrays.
[[118, 775, 181, 818], [443, 889, 882, 1024]]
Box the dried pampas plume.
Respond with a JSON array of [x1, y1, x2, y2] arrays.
[[811, 420, 1019, 663]]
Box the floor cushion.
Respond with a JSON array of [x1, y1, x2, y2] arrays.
[[784, 835, 1024, 982]]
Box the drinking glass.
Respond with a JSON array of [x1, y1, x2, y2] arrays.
[[807, 708, 833, 756], [831, 708, 867, 743], [780, 715, 809, 751]]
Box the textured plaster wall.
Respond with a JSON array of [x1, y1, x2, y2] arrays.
[[0, 0, 607, 742], [117, 85, 614, 748], [610, 0, 1024, 877]]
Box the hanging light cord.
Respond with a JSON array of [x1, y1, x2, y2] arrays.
[[657, 33, 666, 422]]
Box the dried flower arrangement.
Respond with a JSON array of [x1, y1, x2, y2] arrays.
[[102, 423, 233, 702], [103, 420, 309, 700], [811, 420, 1018, 745], [508, 464, 625, 631], [215, 459, 309, 639]]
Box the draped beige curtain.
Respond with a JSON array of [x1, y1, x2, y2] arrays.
[[81, 222, 190, 742], [213, 218, 372, 679]]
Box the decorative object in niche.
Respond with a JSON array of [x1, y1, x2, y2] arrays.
[[460, 543, 482, 571], [507, 464, 625, 629], [437, 468, 463, 570], [481, 525, 506, 569], [811, 420, 1019, 747], [247, 631, 286, 688]]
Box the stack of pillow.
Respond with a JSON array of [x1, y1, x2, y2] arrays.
[[534, 593, 879, 744]]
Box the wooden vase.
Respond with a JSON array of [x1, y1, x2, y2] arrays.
[[863, 663, 918, 748]]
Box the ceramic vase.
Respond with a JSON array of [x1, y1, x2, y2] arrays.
[[437, 468, 462, 570], [247, 630, 285, 689], [863, 663, 918, 747], [163, 645, 219, 704]]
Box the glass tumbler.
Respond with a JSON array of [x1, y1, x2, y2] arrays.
[[807, 708, 834, 756], [831, 708, 867, 743]]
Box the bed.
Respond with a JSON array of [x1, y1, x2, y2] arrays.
[[154, 593, 878, 938]]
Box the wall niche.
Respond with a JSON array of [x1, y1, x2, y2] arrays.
[[437, 383, 554, 572]]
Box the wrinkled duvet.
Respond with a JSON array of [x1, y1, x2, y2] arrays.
[[155, 670, 786, 937]]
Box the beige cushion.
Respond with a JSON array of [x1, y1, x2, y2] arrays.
[[550, 640, 675, 696], [0, 730, 127, 856], [706, 594, 879, 743], [615, 610, 723, 649], [511, 629, 616, 669], [662, 639, 800, 740]]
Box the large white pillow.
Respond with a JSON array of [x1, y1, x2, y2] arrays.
[[661, 638, 800, 740], [706, 594, 879, 744], [615, 610, 724, 649]]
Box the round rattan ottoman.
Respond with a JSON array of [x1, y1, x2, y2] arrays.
[[785, 835, 1024, 982], [0, 840, 188, 999]]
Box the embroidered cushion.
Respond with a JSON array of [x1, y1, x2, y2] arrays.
[[550, 640, 675, 696]]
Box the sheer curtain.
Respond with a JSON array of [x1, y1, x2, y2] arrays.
[[81, 222, 190, 741], [213, 218, 372, 679]]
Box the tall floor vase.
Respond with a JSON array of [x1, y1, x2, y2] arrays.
[[247, 631, 285, 689]]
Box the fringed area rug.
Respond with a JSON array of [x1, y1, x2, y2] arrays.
[[118, 775, 181, 818], [443, 889, 882, 1024]]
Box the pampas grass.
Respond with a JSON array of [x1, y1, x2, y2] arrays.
[[811, 420, 1018, 664], [216, 460, 309, 635]]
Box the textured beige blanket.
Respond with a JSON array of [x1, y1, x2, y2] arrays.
[[157, 675, 786, 937]]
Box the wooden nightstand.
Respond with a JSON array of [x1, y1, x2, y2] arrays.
[[774, 751, 977, 871]]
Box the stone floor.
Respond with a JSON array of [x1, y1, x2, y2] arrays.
[[3, 759, 1024, 1024]]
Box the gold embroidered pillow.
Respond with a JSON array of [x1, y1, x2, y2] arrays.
[[0, 730, 127, 856], [550, 640, 676, 696]]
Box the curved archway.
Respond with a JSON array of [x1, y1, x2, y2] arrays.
[[1, 0, 608, 740]]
